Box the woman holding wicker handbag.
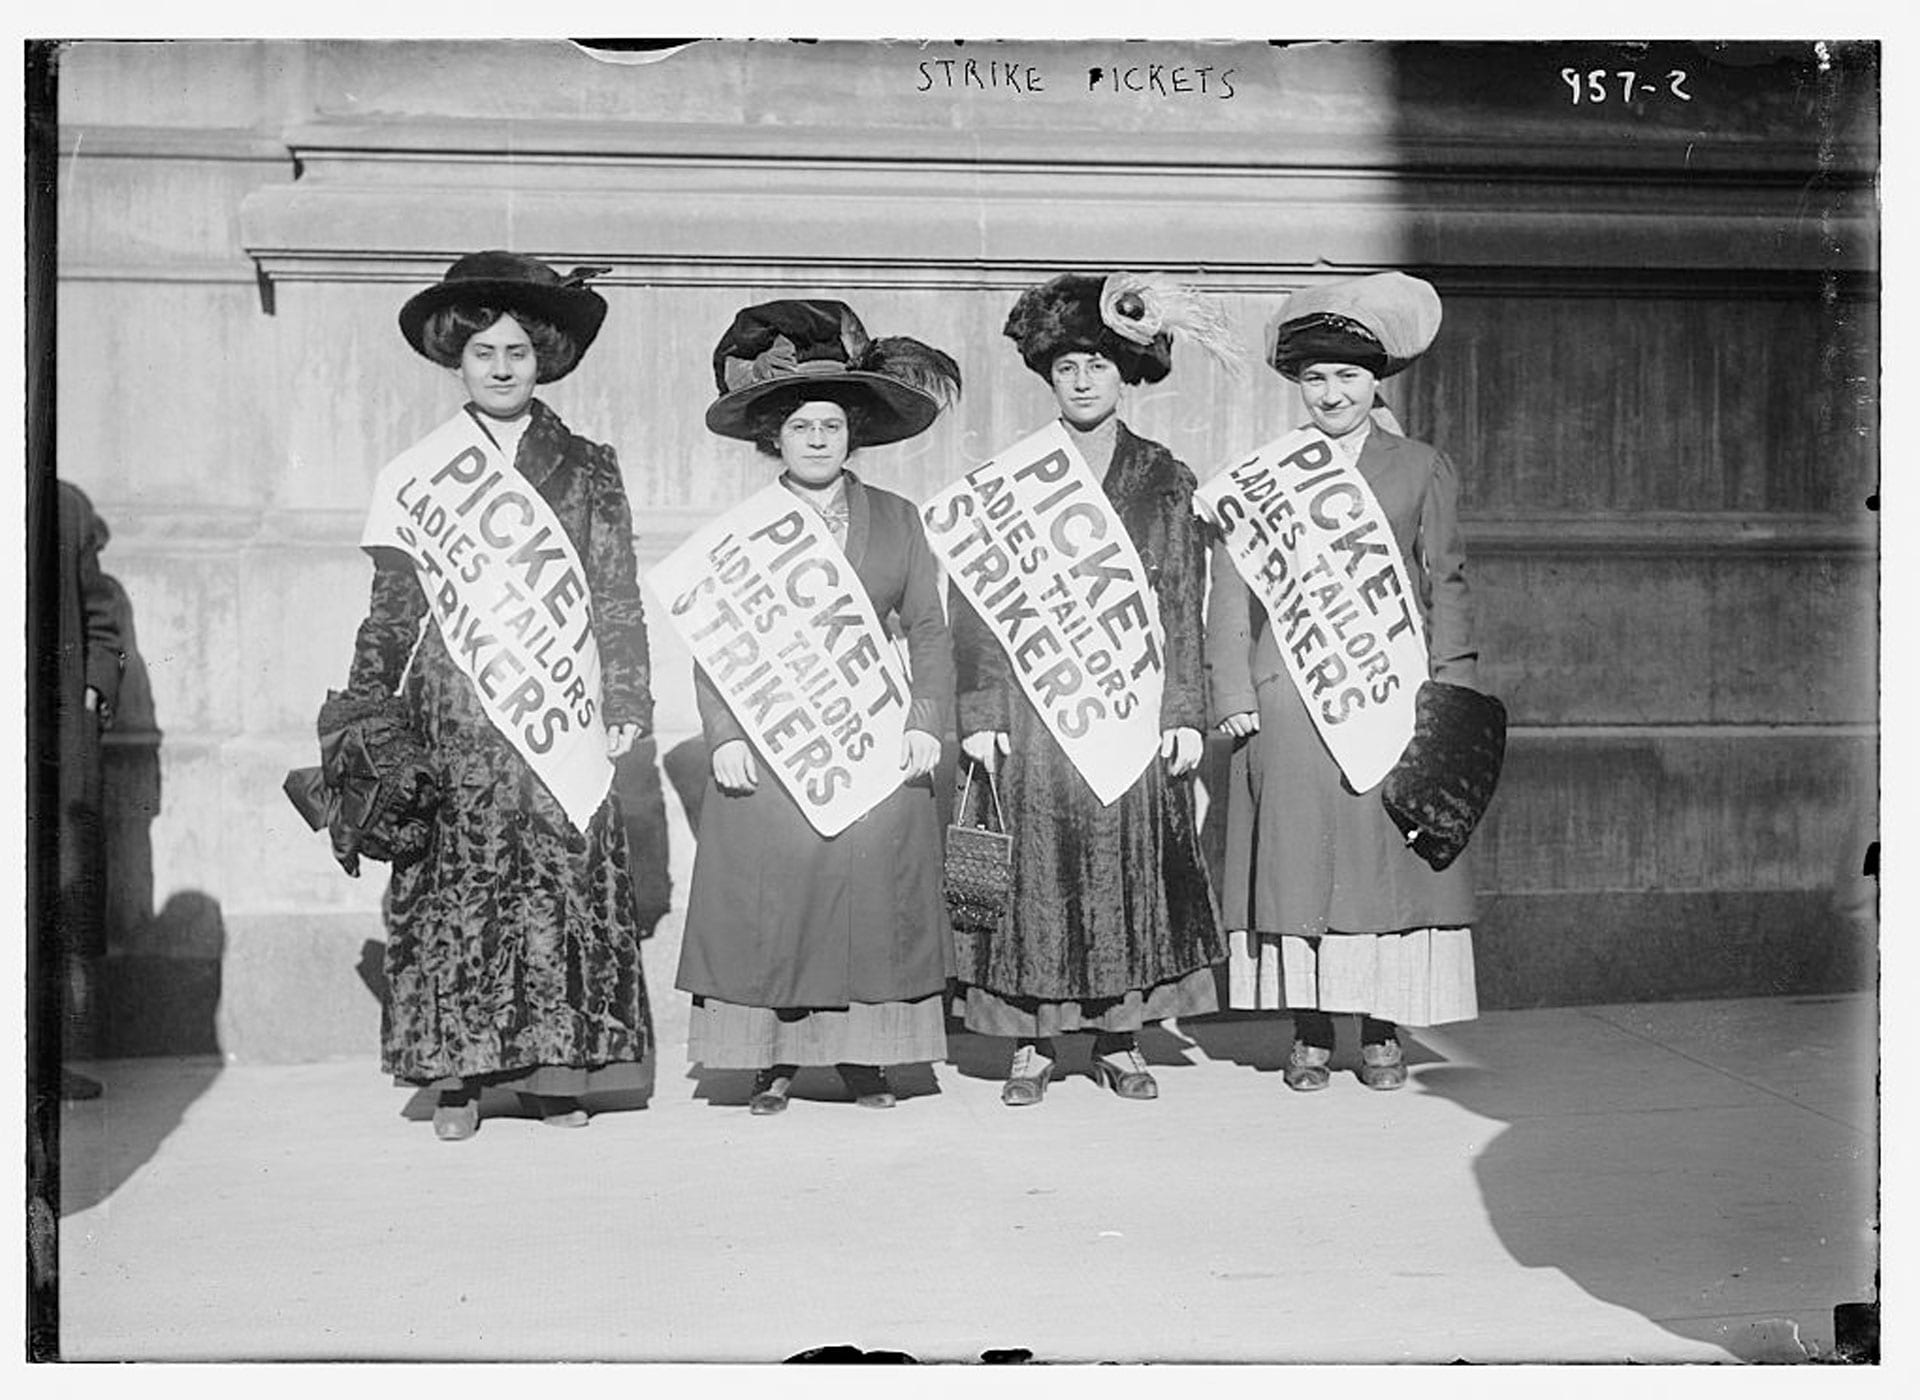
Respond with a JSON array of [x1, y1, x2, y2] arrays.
[[949, 271, 1230, 1107]]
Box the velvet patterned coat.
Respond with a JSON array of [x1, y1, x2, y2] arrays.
[[347, 400, 654, 1084], [950, 421, 1224, 1003], [1206, 426, 1480, 937], [676, 475, 956, 1009]]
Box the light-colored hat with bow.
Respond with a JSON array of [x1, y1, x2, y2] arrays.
[[1265, 271, 1443, 380]]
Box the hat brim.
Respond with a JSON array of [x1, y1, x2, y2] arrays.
[[398, 279, 608, 384], [704, 371, 941, 447], [1268, 319, 1410, 381]]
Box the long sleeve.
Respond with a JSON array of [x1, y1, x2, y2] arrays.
[[1154, 469, 1209, 732], [586, 447, 654, 734], [895, 502, 955, 738], [69, 496, 126, 716], [694, 663, 748, 750], [950, 582, 1013, 737], [1203, 538, 1258, 722], [346, 553, 428, 696], [1418, 450, 1479, 690]]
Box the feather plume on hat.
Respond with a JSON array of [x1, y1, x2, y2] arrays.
[[1004, 271, 1243, 385], [705, 298, 961, 446], [857, 336, 963, 411], [1100, 273, 1246, 379]]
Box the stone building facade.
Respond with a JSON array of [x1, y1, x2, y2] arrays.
[[51, 39, 1877, 1059]]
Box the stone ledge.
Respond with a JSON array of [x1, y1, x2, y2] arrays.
[[1472, 890, 1874, 1009]]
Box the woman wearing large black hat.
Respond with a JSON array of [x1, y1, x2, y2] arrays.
[[1206, 271, 1485, 1092], [675, 299, 962, 1114], [336, 250, 654, 1140], [951, 271, 1234, 1106]]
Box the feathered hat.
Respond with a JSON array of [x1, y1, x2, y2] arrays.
[[1003, 272, 1243, 385], [705, 300, 962, 447], [398, 250, 611, 384], [1266, 271, 1442, 381]]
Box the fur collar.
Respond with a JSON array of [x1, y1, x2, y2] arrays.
[[503, 398, 574, 489], [1102, 419, 1192, 506]]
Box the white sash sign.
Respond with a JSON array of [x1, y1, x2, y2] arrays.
[[922, 422, 1165, 806], [1195, 427, 1427, 793], [361, 410, 612, 831], [647, 484, 910, 838]]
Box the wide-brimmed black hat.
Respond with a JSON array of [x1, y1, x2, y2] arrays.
[[398, 250, 610, 384], [1267, 271, 1441, 381], [705, 300, 961, 447]]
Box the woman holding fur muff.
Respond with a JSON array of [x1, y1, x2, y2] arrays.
[[337, 251, 655, 1141], [950, 271, 1232, 1107], [1205, 272, 1491, 1093]]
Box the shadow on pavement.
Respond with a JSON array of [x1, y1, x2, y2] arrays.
[[1181, 1010, 1447, 1077], [60, 1058, 224, 1217], [944, 1016, 1204, 1085], [1412, 1051, 1858, 1365], [686, 1061, 943, 1108]]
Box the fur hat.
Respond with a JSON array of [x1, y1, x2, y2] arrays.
[[704, 299, 961, 447], [1004, 272, 1242, 385], [1378, 680, 1507, 872], [1267, 271, 1442, 381], [398, 250, 610, 384]]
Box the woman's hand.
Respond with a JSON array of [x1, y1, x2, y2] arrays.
[[900, 729, 941, 782], [711, 739, 760, 795], [606, 723, 641, 760], [1218, 711, 1260, 740], [960, 730, 1010, 775], [1161, 726, 1203, 777]]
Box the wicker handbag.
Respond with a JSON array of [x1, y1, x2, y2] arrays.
[[945, 762, 1013, 932]]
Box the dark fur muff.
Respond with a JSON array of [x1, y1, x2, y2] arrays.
[[1378, 680, 1507, 871], [284, 689, 441, 876]]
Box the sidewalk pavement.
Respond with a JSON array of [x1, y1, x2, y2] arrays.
[[55, 985, 1875, 1365]]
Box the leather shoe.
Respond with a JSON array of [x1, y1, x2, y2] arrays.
[[432, 1091, 480, 1141], [1002, 1044, 1054, 1106], [1283, 1041, 1332, 1092], [60, 1069, 104, 1101], [1090, 1046, 1159, 1100], [1358, 1038, 1407, 1091], [836, 1063, 897, 1109], [749, 1064, 797, 1115]]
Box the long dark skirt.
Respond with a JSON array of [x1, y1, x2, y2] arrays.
[[953, 702, 1224, 1036]]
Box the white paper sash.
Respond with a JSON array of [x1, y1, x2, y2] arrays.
[[1195, 427, 1427, 793], [922, 422, 1165, 806], [646, 483, 911, 838], [361, 410, 612, 831]]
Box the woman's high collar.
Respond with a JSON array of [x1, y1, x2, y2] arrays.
[[1062, 413, 1122, 478], [779, 469, 850, 508]]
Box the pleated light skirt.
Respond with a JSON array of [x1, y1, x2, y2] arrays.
[[1226, 927, 1478, 1027], [688, 994, 948, 1069]]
